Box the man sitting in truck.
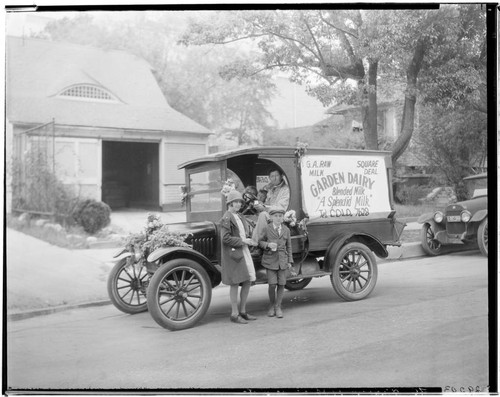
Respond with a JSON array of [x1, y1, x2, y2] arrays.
[[251, 168, 290, 242]]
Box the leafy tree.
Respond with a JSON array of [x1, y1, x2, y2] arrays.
[[163, 47, 276, 144], [413, 106, 487, 200], [180, 7, 487, 163]]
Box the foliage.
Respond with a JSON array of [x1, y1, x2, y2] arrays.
[[11, 147, 78, 218], [394, 184, 433, 206], [413, 106, 487, 201], [180, 7, 487, 160], [123, 213, 191, 258], [72, 199, 111, 234], [417, 4, 486, 112]]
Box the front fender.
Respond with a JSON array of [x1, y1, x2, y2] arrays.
[[470, 209, 487, 223], [112, 249, 133, 262], [418, 213, 435, 224], [147, 246, 221, 287], [325, 233, 388, 271]]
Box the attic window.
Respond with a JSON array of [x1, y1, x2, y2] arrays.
[[58, 84, 119, 102]]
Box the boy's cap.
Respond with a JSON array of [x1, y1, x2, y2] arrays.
[[269, 206, 285, 215]]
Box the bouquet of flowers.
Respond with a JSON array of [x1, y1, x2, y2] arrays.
[[284, 210, 297, 227], [123, 213, 191, 258], [221, 178, 236, 197]]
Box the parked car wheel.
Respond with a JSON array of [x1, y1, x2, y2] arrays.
[[147, 258, 212, 331], [477, 217, 488, 257], [420, 223, 442, 256], [285, 277, 312, 291], [107, 258, 149, 314], [330, 242, 378, 301]]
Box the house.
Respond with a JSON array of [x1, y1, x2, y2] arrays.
[[6, 36, 211, 212], [326, 100, 403, 140]]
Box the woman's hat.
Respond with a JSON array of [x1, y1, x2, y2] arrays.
[[269, 206, 285, 215], [226, 190, 244, 205]]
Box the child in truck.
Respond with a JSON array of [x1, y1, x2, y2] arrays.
[[258, 206, 297, 318]]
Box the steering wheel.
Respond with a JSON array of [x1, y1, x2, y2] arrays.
[[243, 192, 258, 203], [241, 192, 258, 215]]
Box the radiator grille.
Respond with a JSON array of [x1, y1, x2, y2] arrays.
[[445, 205, 465, 235], [191, 237, 215, 258]]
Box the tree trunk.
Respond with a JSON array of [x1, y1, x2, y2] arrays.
[[365, 60, 378, 150], [391, 39, 426, 163]]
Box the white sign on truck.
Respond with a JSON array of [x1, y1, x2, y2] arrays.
[[300, 154, 392, 221]]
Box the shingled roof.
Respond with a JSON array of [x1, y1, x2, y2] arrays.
[[6, 36, 210, 134]]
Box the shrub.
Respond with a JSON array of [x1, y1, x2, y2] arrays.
[[72, 199, 111, 234], [11, 148, 79, 217], [395, 184, 431, 205]]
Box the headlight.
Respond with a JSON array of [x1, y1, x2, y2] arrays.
[[461, 210, 472, 223], [433, 211, 444, 223]]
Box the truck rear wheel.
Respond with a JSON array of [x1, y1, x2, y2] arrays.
[[147, 258, 212, 331], [330, 242, 377, 301]]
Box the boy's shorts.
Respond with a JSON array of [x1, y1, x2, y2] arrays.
[[267, 268, 287, 286]]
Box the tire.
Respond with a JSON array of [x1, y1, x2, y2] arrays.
[[330, 242, 378, 301], [420, 223, 442, 256], [477, 217, 488, 257], [147, 258, 212, 331], [285, 278, 312, 291], [107, 258, 150, 314]]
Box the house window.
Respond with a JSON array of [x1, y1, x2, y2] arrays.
[[58, 84, 119, 102]]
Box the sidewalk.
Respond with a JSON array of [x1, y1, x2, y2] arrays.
[[6, 214, 425, 321]]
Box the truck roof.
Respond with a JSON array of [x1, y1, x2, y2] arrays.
[[178, 146, 392, 169]]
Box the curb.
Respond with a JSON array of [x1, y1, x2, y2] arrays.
[[7, 300, 112, 322], [385, 242, 426, 261]]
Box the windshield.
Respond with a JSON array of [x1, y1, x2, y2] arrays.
[[188, 165, 223, 213], [465, 176, 487, 198]]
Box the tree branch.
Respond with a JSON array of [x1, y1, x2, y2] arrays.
[[319, 11, 359, 39]]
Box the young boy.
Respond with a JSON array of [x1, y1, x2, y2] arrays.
[[258, 206, 297, 318]]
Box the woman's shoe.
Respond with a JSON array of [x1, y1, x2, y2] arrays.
[[267, 306, 276, 317], [239, 312, 257, 321], [230, 314, 248, 324]]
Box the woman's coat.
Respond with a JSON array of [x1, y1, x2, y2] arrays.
[[219, 210, 253, 285]]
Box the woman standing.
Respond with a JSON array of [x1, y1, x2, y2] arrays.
[[220, 190, 257, 324]]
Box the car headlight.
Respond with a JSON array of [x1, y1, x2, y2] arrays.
[[461, 210, 472, 223], [433, 211, 444, 223]]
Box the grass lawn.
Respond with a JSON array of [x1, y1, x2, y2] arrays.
[[394, 203, 435, 219]]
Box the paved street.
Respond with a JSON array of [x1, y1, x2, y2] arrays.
[[6, 251, 489, 391]]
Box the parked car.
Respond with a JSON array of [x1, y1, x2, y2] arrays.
[[418, 173, 488, 257], [108, 146, 406, 330]]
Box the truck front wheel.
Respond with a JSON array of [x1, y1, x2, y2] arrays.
[[330, 242, 378, 301], [147, 258, 212, 331]]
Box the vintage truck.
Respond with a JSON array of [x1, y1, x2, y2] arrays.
[[108, 146, 406, 330]]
